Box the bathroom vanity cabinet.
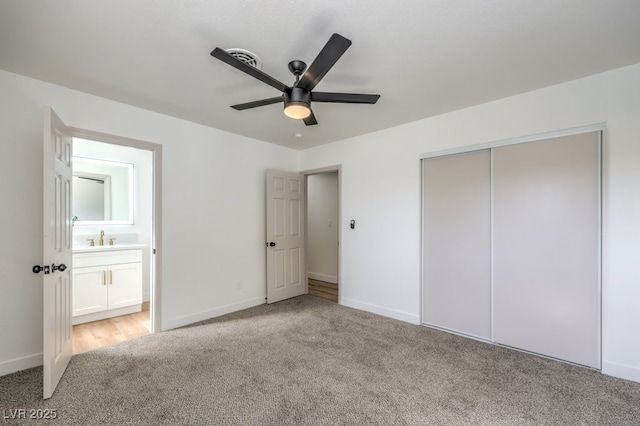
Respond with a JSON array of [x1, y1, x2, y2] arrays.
[[72, 247, 143, 325]]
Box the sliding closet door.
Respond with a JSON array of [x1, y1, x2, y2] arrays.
[[493, 132, 600, 368], [422, 150, 491, 339]]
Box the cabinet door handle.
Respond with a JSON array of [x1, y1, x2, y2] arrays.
[[103, 271, 107, 286], [109, 270, 113, 285]]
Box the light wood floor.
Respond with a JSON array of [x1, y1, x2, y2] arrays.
[[308, 279, 338, 303], [72, 302, 150, 355]]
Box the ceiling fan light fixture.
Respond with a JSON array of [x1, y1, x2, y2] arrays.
[[283, 88, 312, 119], [284, 102, 311, 119]]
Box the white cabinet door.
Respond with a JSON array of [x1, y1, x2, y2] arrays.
[[108, 262, 143, 309], [72, 266, 109, 316]]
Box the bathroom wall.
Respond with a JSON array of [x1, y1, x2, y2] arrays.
[[72, 138, 154, 301]]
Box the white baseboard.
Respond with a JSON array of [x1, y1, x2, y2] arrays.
[[73, 304, 141, 325], [162, 296, 265, 331], [602, 360, 640, 383], [341, 297, 420, 325], [308, 272, 338, 284], [0, 353, 42, 377]]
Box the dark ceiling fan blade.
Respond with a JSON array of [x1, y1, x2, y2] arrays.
[[211, 47, 289, 93], [231, 96, 283, 111], [303, 110, 318, 126], [311, 92, 380, 104], [296, 33, 352, 91]]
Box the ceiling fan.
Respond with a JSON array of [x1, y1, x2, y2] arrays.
[[210, 33, 380, 126]]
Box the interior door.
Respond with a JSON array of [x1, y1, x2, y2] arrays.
[[42, 107, 73, 399], [422, 150, 492, 339], [266, 170, 306, 303], [492, 132, 600, 368]]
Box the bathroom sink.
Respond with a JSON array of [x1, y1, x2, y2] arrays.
[[72, 243, 146, 253]]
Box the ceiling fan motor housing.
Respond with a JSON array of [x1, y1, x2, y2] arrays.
[[284, 87, 310, 107], [283, 87, 312, 119]]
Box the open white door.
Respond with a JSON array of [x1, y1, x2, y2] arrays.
[[266, 170, 306, 303], [42, 107, 73, 399]]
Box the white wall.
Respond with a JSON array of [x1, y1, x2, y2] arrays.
[[2, 62, 639, 384], [307, 173, 338, 283], [72, 139, 154, 301], [299, 63, 640, 383], [0, 70, 299, 375]]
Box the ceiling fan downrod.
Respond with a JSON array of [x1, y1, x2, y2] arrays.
[[288, 60, 307, 84]]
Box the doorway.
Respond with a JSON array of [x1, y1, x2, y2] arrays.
[[69, 132, 161, 353], [305, 167, 340, 303], [42, 109, 162, 397]]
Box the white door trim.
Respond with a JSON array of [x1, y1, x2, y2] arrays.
[[67, 127, 163, 333], [419, 122, 606, 159]]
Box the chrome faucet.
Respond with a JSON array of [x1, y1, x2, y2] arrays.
[[99, 230, 105, 246]]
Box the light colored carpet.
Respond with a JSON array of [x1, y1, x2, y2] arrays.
[[1, 295, 639, 425]]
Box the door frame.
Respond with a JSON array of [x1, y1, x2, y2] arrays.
[[68, 127, 163, 333], [301, 165, 342, 304]]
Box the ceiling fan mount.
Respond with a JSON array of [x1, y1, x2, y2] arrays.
[[211, 33, 380, 126], [287, 60, 307, 80]]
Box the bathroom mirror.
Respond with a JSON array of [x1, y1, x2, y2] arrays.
[[73, 157, 134, 225]]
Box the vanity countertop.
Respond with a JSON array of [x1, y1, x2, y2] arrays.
[[73, 244, 147, 253]]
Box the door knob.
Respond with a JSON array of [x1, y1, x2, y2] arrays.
[[266, 242, 276, 247], [51, 263, 67, 272]]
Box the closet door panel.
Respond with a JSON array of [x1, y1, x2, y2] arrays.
[[493, 133, 600, 368], [422, 150, 491, 339]]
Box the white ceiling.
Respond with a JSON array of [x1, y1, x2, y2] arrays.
[[1, 1, 639, 150]]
